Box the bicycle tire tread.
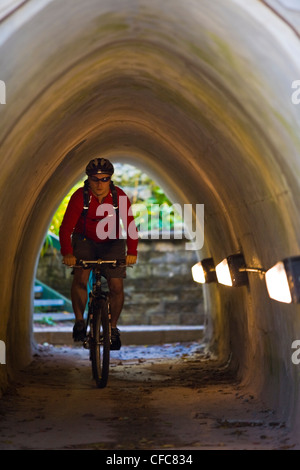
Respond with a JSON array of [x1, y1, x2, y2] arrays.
[[90, 298, 110, 388]]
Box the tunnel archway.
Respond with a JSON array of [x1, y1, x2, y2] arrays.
[[1, 0, 300, 440]]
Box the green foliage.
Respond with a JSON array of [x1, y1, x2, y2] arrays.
[[48, 179, 85, 237], [40, 231, 54, 257], [113, 164, 183, 232]]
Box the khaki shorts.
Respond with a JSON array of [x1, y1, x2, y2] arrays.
[[72, 233, 126, 279]]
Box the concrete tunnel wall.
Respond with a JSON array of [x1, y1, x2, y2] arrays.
[[1, 0, 300, 435]]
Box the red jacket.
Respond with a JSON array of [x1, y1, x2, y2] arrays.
[[59, 185, 138, 256]]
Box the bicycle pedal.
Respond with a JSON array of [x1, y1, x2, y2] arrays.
[[83, 338, 90, 349]]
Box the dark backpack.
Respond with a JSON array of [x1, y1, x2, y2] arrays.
[[81, 179, 119, 238]]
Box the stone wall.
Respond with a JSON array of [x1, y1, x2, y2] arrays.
[[36, 238, 204, 326]]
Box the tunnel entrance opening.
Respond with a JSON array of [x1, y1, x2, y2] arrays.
[[33, 162, 205, 349]]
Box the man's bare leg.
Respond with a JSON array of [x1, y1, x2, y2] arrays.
[[71, 268, 91, 321], [107, 278, 124, 328]]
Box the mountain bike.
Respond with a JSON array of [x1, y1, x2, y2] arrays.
[[75, 258, 125, 389]]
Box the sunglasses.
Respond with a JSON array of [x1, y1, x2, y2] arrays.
[[89, 175, 111, 183]]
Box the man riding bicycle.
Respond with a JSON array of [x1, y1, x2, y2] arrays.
[[59, 158, 138, 350]]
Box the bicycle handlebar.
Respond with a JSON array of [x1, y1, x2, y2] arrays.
[[71, 258, 128, 269]]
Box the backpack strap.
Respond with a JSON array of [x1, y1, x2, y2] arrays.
[[110, 181, 118, 210], [82, 179, 90, 213], [110, 181, 120, 233], [82, 179, 90, 239]]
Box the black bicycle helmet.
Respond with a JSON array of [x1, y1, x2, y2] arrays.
[[85, 158, 114, 176]]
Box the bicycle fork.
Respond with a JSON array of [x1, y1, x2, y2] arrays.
[[83, 293, 94, 350], [83, 295, 112, 350]]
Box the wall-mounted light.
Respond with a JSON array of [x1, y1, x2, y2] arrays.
[[192, 251, 300, 304], [216, 253, 249, 287], [191, 257, 217, 284], [265, 256, 300, 303]]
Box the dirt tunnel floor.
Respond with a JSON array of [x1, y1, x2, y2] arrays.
[[0, 341, 296, 451]]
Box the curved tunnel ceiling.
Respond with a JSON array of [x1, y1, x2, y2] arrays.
[[1, 0, 300, 435]]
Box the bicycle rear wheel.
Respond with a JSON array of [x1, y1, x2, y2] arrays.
[[90, 298, 110, 388]]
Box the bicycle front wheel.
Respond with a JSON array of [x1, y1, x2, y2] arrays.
[[90, 298, 110, 389]]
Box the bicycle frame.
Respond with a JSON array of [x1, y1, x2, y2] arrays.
[[75, 258, 125, 388], [83, 263, 112, 351]]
